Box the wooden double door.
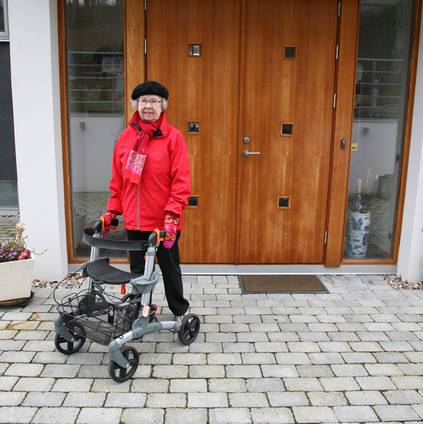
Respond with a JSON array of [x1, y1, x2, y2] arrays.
[[146, 0, 338, 263]]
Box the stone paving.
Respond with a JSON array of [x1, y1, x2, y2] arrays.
[[0, 213, 19, 240], [1, 274, 423, 423]]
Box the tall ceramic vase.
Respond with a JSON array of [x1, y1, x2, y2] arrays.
[[346, 211, 371, 258]]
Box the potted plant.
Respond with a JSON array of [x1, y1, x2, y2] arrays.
[[0, 222, 34, 303]]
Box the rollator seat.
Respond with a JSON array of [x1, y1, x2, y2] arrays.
[[84, 258, 141, 284]]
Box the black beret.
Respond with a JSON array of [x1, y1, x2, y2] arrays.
[[131, 81, 169, 100]]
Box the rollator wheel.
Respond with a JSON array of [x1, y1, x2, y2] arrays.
[[178, 313, 200, 345], [54, 322, 86, 355], [108, 346, 139, 383]]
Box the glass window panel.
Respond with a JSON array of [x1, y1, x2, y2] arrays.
[[65, 0, 125, 258], [0, 0, 8, 40], [344, 0, 414, 259], [0, 1, 5, 33], [0, 41, 19, 238], [0, 43, 18, 210]]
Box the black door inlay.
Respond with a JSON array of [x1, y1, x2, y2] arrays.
[[188, 44, 201, 56], [284, 46, 296, 59], [188, 196, 199, 207], [281, 123, 294, 136], [188, 121, 200, 133], [278, 197, 290, 208]]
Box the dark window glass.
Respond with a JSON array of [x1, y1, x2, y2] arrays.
[[0, 1, 5, 33], [0, 43, 18, 210], [0, 42, 19, 238]]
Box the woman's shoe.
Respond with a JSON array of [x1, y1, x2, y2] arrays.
[[174, 309, 189, 321]]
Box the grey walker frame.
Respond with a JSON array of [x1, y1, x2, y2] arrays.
[[54, 222, 200, 381]]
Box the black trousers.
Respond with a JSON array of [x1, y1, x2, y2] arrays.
[[126, 230, 189, 316]]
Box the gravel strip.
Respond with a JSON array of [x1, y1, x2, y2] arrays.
[[32, 270, 86, 289], [384, 275, 423, 290]]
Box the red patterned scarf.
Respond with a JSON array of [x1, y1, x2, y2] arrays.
[[125, 112, 164, 185]]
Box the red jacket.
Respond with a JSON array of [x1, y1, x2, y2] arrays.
[[106, 112, 191, 231]]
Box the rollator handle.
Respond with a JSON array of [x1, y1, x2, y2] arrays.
[[148, 229, 167, 247], [94, 218, 119, 234], [94, 220, 103, 234]]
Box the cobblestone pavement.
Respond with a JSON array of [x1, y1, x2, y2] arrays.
[[1, 274, 423, 423], [0, 213, 19, 240]]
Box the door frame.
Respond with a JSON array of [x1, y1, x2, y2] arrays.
[[323, 0, 359, 266]]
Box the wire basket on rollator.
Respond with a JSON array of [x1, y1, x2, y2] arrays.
[[57, 288, 138, 346]]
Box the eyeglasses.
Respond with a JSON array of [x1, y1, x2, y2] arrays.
[[139, 98, 162, 106]]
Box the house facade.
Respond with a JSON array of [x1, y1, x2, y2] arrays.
[[1, 0, 423, 282]]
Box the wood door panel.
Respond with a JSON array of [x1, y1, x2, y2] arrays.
[[146, 0, 337, 264], [147, 0, 241, 262], [238, 0, 337, 263]]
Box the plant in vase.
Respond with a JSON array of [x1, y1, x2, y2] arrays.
[[0, 222, 34, 303], [346, 178, 371, 258]]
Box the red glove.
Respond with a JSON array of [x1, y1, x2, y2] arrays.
[[100, 211, 118, 232], [163, 213, 180, 249]]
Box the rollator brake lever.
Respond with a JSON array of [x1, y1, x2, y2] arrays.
[[148, 229, 167, 247]]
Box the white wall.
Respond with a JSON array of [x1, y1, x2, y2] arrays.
[[8, 0, 68, 280], [397, 8, 423, 284], [350, 120, 398, 193], [70, 115, 123, 192]]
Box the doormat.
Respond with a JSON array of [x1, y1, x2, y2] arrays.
[[239, 275, 328, 294]]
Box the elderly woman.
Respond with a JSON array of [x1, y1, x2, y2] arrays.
[[101, 81, 191, 319]]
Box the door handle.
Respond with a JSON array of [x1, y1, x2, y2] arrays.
[[242, 149, 262, 157]]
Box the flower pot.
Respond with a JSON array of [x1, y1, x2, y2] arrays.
[[0, 257, 34, 302], [348, 211, 370, 231], [345, 230, 369, 258], [346, 211, 371, 258]]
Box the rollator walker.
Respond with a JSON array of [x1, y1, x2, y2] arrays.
[[54, 221, 200, 382]]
